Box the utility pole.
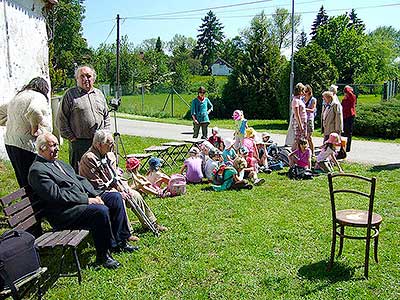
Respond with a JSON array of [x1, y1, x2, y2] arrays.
[[289, 0, 295, 118], [116, 14, 120, 100]]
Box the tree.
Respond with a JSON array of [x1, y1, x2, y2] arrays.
[[296, 30, 308, 50], [218, 36, 244, 68], [48, 0, 90, 82], [155, 37, 163, 53], [310, 6, 328, 40], [313, 14, 369, 83], [270, 8, 301, 50], [348, 9, 365, 33], [222, 12, 285, 119], [193, 10, 225, 74], [167, 34, 196, 54]]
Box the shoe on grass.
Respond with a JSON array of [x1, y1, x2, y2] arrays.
[[254, 178, 265, 186]]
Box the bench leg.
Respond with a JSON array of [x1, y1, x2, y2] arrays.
[[58, 248, 67, 279], [72, 247, 82, 284]]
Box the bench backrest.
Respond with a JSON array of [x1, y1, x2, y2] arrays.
[[0, 187, 43, 232]]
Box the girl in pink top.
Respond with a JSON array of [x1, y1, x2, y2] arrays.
[[289, 139, 311, 169]]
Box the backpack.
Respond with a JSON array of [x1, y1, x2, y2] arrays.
[[167, 174, 187, 196], [0, 230, 41, 290], [288, 166, 313, 180], [268, 158, 284, 171]]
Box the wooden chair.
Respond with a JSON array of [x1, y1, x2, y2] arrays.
[[327, 173, 383, 279]]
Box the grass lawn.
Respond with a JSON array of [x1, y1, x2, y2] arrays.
[[0, 135, 399, 299]]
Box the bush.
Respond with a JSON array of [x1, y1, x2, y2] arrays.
[[354, 99, 400, 138]]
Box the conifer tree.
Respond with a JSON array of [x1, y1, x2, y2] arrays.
[[193, 10, 225, 74], [155, 37, 163, 53], [296, 30, 308, 50], [310, 6, 329, 39], [348, 9, 365, 33]]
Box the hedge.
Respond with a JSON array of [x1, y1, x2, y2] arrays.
[[354, 99, 400, 139]]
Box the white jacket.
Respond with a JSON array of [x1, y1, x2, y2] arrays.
[[4, 90, 51, 152]]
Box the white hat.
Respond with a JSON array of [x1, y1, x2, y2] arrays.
[[329, 84, 338, 94], [224, 138, 233, 149]]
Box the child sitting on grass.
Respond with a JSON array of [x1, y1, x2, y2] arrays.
[[204, 148, 223, 182], [212, 157, 253, 191], [315, 133, 344, 173], [289, 138, 312, 169], [146, 157, 170, 189], [221, 138, 237, 166], [208, 127, 224, 151], [238, 146, 265, 186], [126, 157, 169, 197], [254, 135, 272, 174], [199, 140, 215, 175], [180, 147, 203, 183]]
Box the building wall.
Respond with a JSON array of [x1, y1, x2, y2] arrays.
[[0, 0, 50, 159], [211, 63, 232, 76]]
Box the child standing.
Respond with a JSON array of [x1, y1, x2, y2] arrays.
[[221, 138, 237, 166], [208, 127, 224, 151], [315, 133, 344, 173], [232, 109, 248, 150], [180, 147, 203, 183]]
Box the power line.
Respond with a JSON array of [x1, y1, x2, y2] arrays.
[[123, 0, 273, 19], [101, 21, 116, 45]]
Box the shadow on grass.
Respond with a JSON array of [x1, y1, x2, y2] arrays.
[[298, 260, 354, 283], [369, 163, 400, 172], [252, 123, 288, 131]]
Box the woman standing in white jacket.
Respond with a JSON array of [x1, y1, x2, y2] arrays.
[[5, 77, 51, 187]]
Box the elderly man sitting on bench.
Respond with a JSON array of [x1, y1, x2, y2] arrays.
[[79, 129, 167, 235], [28, 132, 137, 270]]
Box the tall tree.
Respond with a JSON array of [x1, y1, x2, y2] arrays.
[[348, 9, 365, 33], [222, 12, 285, 119], [314, 14, 369, 83], [218, 36, 244, 68], [310, 6, 328, 40], [155, 37, 163, 53], [270, 8, 301, 50], [296, 30, 308, 50], [48, 0, 90, 82], [193, 10, 225, 74], [167, 34, 196, 54]]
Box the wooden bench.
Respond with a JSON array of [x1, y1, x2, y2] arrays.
[[0, 187, 89, 285]]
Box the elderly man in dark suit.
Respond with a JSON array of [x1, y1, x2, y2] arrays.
[[28, 132, 137, 269]]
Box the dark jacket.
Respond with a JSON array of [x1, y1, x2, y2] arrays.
[[28, 156, 102, 229]]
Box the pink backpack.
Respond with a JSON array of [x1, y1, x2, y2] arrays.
[[167, 174, 187, 196]]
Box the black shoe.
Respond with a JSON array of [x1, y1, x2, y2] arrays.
[[112, 242, 139, 253], [96, 253, 120, 269]]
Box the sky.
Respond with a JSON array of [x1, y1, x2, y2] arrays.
[[82, 0, 400, 50]]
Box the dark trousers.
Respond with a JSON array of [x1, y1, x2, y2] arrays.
[[5, 145, 37, 187], [69, 192, 130, 257], [193, 122, 209, 139], [343, 116, 355, 152], [70, 139, 92, 173]]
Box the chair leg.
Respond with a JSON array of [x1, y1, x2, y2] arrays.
[[37, 275, 43, 300], [364, 235, 372, 279], [72, 247, 82, 284], [327, 228, 336, 271], [374, 226, 380, 263], [338, 226, 345, 256]]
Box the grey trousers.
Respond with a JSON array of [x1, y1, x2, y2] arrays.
[[193, 122, 209, 139], [70, 138, 92, 173]]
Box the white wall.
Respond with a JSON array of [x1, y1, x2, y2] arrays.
[[211, 63, 232, 76], [0, 0, 50, 159]]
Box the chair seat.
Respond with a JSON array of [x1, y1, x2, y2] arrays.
[[336, 209, 383, 227]]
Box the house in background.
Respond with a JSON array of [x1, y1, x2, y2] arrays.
[[211, 57, 233, 76], [0, 0, 57, 159]]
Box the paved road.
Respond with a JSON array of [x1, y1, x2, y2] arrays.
[[112, 118, 400, 166]]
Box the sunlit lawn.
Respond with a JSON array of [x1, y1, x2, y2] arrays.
[[0, 135, 399, 299]]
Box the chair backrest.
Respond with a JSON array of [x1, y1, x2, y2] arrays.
[[328, 173, 377, 226], [0, 187, 43, 232]]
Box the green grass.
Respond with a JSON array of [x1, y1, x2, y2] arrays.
[[357, 94, 382, 105], [1, 135, 399, 299]]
